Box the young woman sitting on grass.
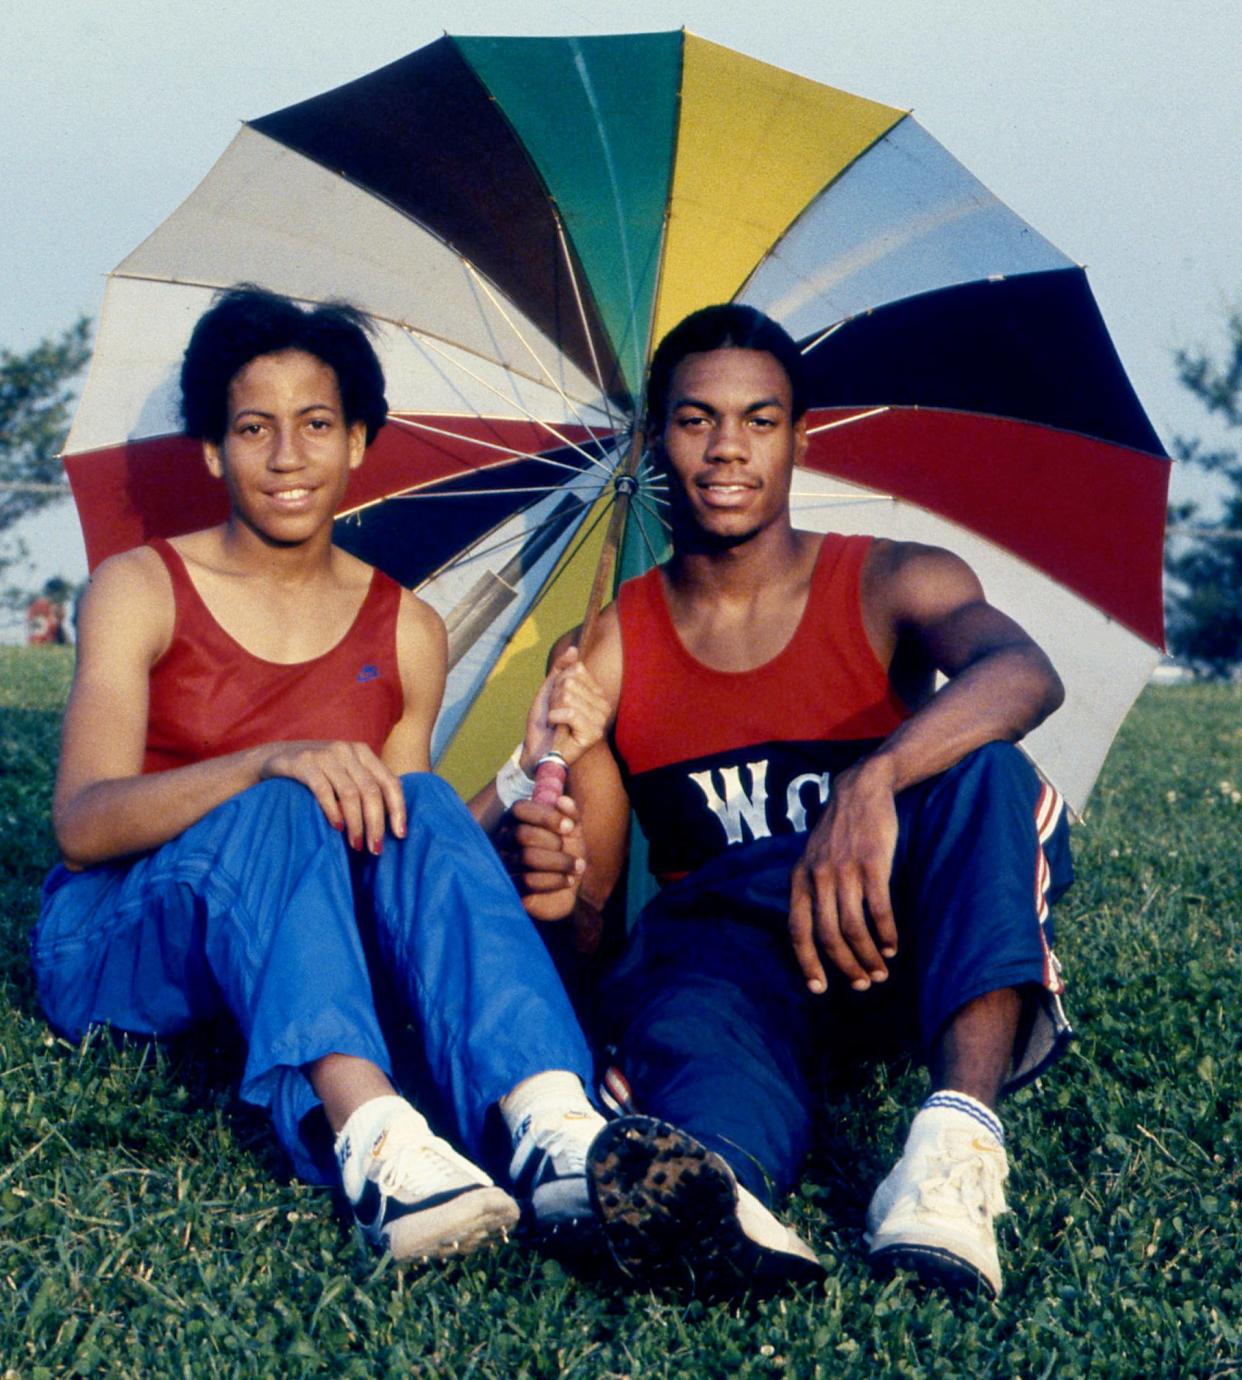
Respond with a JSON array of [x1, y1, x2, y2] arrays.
[[31, 286, 611, 1263]]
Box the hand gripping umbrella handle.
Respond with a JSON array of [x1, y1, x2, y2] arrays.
[[532, 749, 568, 805], [527, 431, 639, 809]]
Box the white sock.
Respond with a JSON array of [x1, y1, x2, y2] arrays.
[[334, 1094, 422, 1172], [917, 1091, 1005, 1146], [497, 1070, 595, 1144]]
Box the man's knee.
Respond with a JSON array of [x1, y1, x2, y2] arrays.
[[945, 740, 1033, 785]]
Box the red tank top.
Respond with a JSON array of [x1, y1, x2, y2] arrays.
[[614, 533, 909, 881], [143, 538, 404, 773]]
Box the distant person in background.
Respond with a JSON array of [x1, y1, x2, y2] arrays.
[[25, 579, 70, 645], [32, 286, 613, 1265]]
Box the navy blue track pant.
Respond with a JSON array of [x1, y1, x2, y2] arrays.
[[32, 774, 594, 1184], [596, 743, 1073, 1201]]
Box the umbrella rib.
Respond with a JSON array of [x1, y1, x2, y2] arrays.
[[556, 217, 624, 437], [458, 261, 624, 459], [106, 268, 610, 414], [512, 498, 618, 626], [384, 414, 609, 476], [419, 495, 600, 581], [565, 38, 643, 392], [800, 320, 848, 355], [399, 325, 618, 479], [634, 467, 670, 499], [787, 491, 892, 503], [629, 497, 671, 567], [374, 483, 601, 501], [804, 407, 891, 436]]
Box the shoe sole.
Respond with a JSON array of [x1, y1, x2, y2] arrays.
[[384, 1186, 521, 1263], [586, 1116, 824, 1297], [870, 1241, 998, 1299]]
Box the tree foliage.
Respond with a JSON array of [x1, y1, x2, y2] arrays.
[[1166, 310, 1242, 677], [0, 318, 92, 535]]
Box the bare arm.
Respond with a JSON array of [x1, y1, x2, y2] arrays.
[[504, 610, 632, 932], [789, 542, 1064, 994], [859, 542, 1064, 787], [380, 591, 445, 779], [467, 646, 611, 835]]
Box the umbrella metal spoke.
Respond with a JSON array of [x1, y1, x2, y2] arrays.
[[371, 483, 602, 501], [399, 324, 620, 478], [508, 496, 619, 630], [799, 320, 847, 356], [564, 37, 646, 394], [804, 407, 890, 436], [459, 260, 626, 459], [556, 217, 626, 438], [383, 414, 617, 477], [788, 491, 893, 503], [424, 460, 669, 601], [629, 495, 672, 567], [417, 491, 603, 587]]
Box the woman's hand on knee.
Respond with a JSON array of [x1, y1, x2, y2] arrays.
[[260, 741, 407, 853]]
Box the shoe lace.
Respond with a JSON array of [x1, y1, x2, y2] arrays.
[[915, 1129, 1008, 1224], [369, 1126, 478, 1201], [531, 1114, 597, 1177]]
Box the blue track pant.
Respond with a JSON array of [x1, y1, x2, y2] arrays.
[[32, 774, 593, 1184], [597, 743, 1073, 1201]]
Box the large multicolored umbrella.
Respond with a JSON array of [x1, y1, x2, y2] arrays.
[[63, 30, 1169, 816]]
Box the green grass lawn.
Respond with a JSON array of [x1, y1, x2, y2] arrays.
[[1, 646, 1238, 1378]]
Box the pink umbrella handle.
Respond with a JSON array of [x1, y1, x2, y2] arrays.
[[532, 751, 568, 805]]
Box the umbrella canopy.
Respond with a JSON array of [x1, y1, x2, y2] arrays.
[[63, 30, 1169, 816]]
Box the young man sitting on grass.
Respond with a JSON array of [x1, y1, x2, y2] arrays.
[[32, 286, 614, 1264], [513, 305, 1074, 1299]]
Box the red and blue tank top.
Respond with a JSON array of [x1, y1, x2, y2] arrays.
[[613, 533, 910, 882], [143, 538, 404, 773]]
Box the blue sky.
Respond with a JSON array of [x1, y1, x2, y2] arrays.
[[4, 0, 1239, 600]]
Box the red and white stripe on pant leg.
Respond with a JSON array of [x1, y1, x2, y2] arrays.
[[1033, 781, 1067, 995]]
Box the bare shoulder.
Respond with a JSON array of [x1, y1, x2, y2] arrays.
[[394, 587, 449, 684], [89, 544, 171, 598], [79, 546, 175, 660], [398, 587, 446, 642], [863, 537, 985, 623]]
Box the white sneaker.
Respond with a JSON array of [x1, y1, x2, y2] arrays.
[[508, 1105, 608, 1229], [587, 1115, 825, 1297], [337, 1101, 520, 1262], [866, 1109, 1009, 1297]]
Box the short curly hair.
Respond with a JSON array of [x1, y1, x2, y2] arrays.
[[180, 285, 388, 446], [645, 304, 806, 435]]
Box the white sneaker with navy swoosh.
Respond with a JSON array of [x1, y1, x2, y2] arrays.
[[508, 1105, 609, 1230], [336, 1098, 519, 1261]]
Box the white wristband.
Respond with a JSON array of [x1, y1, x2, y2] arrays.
[[495, 744, 536, 809]]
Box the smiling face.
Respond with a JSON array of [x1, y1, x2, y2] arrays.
[[203, 348, 366, 548], [659, 347, 807, 547]]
